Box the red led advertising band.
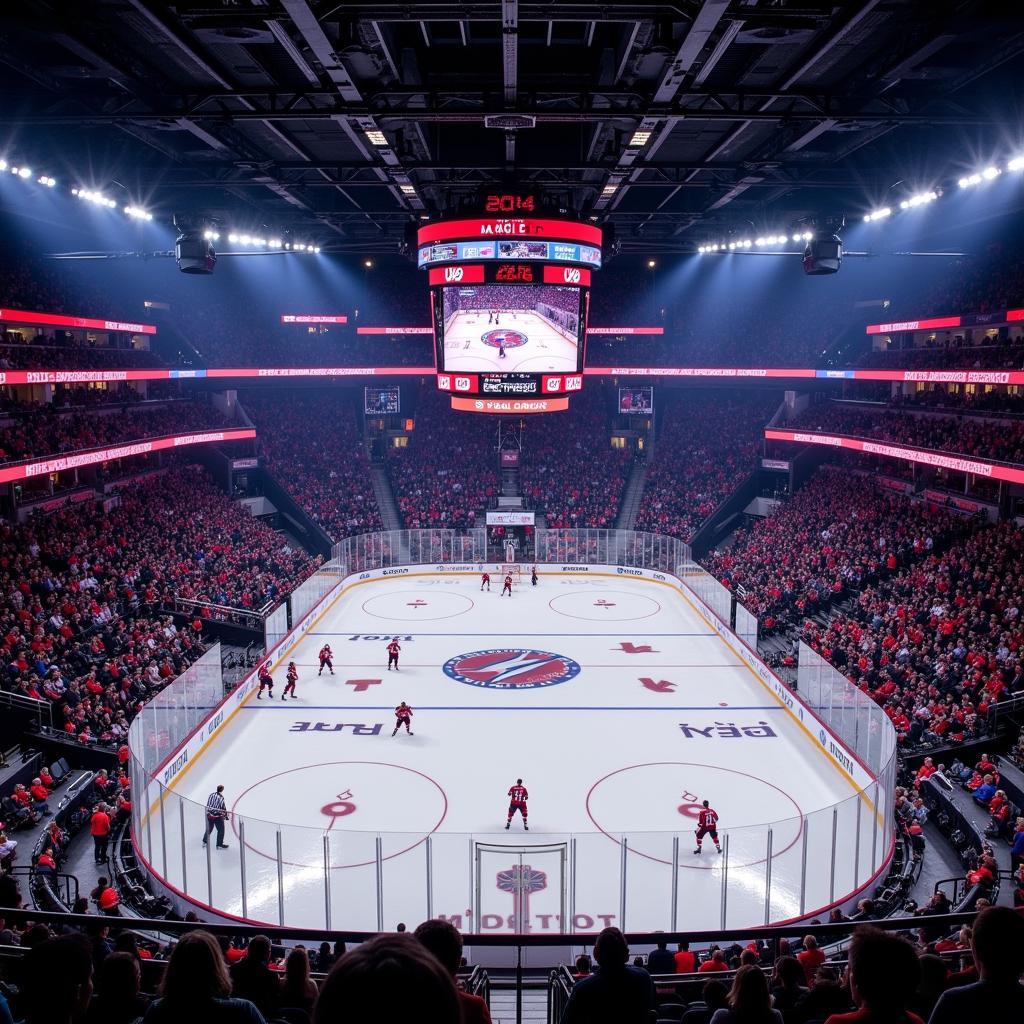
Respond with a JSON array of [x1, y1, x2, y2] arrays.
[[428, 264, 485, 286], [0, 307, 157, 335], [280, 315, 348, 324], [417, 218, 602, 247], [0, 429, 257, 485], [765, 429, 1024, 485]]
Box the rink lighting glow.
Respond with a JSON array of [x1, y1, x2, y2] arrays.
[[38, 175, 56, 188], [1009, 155, 1024, 172], [365, 129, 388, 147], [124, 205, 153, 221], [899, 190, 938, 209], [203, 230, 220, 241], [398, 184, 417, 196], [863, 207, 891, 222], [628, 130, 652, 147]]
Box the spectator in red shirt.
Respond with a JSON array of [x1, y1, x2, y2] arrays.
[[699, 949, 730, 973], [28, 778, 50, 815], [414, 918, 492, 1024], [90, 804, 111, 864], [823, 926, 923, 1024], [797, 934, 827, 984], [674, 940, 696, 973]]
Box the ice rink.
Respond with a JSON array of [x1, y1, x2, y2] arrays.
[[151, 570, 877, 934], [442, 310, 579, 373]]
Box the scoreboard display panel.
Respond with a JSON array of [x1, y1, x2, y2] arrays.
[[418, 207, 599, 403]]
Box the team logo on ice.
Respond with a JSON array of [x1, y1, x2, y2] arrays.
[[481, 329, 528, 349], [443, 649, 580, 690]]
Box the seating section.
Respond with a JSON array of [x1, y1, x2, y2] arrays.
[[787, 402, 1024, 465], [0, 466, 316, 748], [635, 395, 777, 541], [0, 401, 229, 465], [245, 392, 383, 541]]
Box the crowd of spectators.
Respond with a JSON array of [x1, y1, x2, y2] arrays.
[[891, 387, 1024, 417], [387, 388, 499, 529], [0, 401, 230, 466], [245, 392, 383, 541], [519, 388, 632, 528], [0, 466, 316, 748], [0, 909, 1020, 1024], [704, 469, 964, 625], [788, 401, 1024, 465], [635, 395, 777, 542], [857, 337, 1024, 372], [0, 338, 165, 371], [703, 461, 1024, 748]]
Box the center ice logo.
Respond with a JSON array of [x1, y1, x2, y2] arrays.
[[481, 329, 528, 349], [443, 649, 580, 690]]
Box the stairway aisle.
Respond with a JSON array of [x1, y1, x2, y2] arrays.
[[615, 457, 648, 530], [370, 463, 403, 531], [489, 983, 547, 1024]]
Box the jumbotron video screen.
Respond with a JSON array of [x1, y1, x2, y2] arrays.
[[435, 282, 584, 374]]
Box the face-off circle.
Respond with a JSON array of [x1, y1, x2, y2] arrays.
[[481, 329, 528, 349], [548, 590, 662, 622], [443, 648, 581, 690], [231, 762, 448, 869], [586, 762, 804, 870], [361, 590, 474, 621]]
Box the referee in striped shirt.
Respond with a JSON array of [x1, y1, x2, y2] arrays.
[[201, 784, 230, 849]]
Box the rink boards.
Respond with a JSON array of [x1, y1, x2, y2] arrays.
[[134, 563, 889, 934]]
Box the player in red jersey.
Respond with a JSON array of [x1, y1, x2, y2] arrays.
[[282, 661, 298, 700], [318, 644, 334, 676], [392, 702, 414, 737], [501, 573, 513, 597], [506, 778, 528, 830], [693, 800, 721, 854], [386, 638, 401, 671], [480, 571, 491, 592], [256, 663, 274, 700]]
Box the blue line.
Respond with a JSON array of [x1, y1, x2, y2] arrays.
[[241, 705, 784, 712]]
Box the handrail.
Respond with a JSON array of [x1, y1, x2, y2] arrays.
[[0, 906, 987, 947]]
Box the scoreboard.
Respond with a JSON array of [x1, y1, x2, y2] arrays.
[[419, 197, 601, 411]]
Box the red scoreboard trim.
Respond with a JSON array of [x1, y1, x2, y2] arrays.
[[417, 217, 602, 247], [280, 315, 348, 324], [585, 326, 662, 335], [543, 265, 591, 287], [584, 366, 817, 378], [428, 265, 485, 286], [450, 396, 569, 414], [0, 428, 257, 485], [765, 428, 1024, 485], [0, 307, 157, 335], [356, 327, 433, 335]]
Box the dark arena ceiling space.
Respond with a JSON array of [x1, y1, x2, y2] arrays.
[[1, 1, 1022, 254]]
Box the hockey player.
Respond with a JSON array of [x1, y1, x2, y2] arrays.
[[531, 566, 538, 587], [693, 799, 722, 854], [498, 340, 507, 359], [386, 638, 401, 671], [392, 702, 414, 737], [506, 779, 528, 830], [501, 573, 513, 597], [318, 644, 334, 676], [256, 662, 274, 700], [282, 661, 298, 700], [480, 570, 491, 592]]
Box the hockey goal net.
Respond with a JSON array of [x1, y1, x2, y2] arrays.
[[501, 564, 522, 578]]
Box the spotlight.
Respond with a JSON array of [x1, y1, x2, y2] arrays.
[[283, 242, 291, 250], [365, 130, 388, 147], [864, 207, 891, 222], [173, 213, 217, 275], [313, 246, 321, 254], [125, 206, 154, 221], [899, 190, 938, 209], [982, 165, 1000, 180], [228, 233, 238, 243], [601, 183, 618, 197], [0, 159, 6, 171], [38, 175, 56, 188], [398, 184, 417, 196], [1008, 155, 1024, 172], [802, 218, 844, 276], [269, 238, 281, 249], [959, 173, 981, 188], [17, 167, 31, 179], [363, 258, 374, 268], [646, 259, 657, 268], [202, 230, 220, 241], [628, 130, 652, 147]]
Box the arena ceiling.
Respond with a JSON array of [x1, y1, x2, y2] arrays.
[[0, 1, 1021, 254]]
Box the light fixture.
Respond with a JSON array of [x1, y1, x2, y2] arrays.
[[269, 238, 281, 248], [982, 165, 1000, 180], [16, 166, 31, 179], [313, 246, 321, 253], [228, 233, 238, 243], [646, 259, 656, 268], [899, 190, 938, 209], [125, 206, 154, 221], [363, 258, 374, 268], [37, 175, 56, 188], [629, 130, 652, 147], [0, 159, 6, 172], [601, 183, 618, 196], [864, 207, 891, 222], [365, 130, 388, 147], [1008, 155, 1024, 172]]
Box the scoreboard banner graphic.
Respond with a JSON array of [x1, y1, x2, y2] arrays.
[[450, 396, 569, 414], [437, 372, 582, 396], [417, 217, 602, 248]]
